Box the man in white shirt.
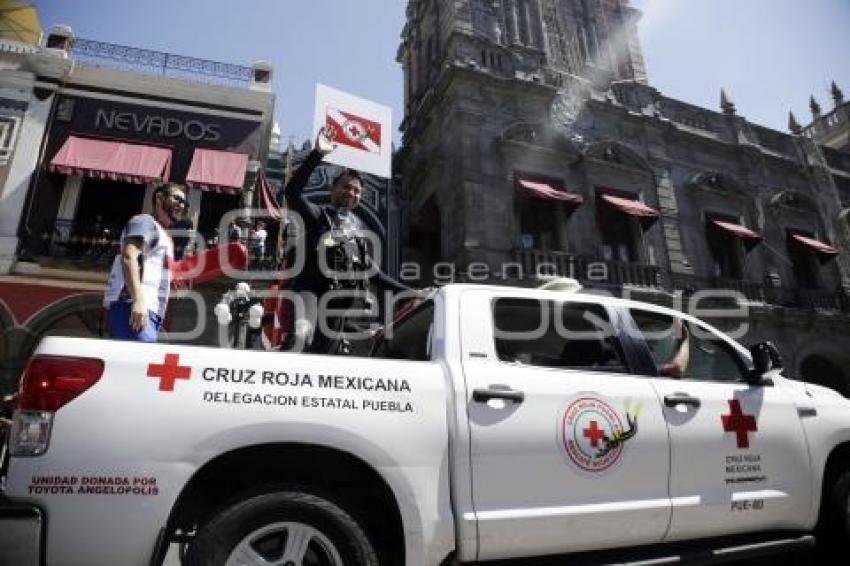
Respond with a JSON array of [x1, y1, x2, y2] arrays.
[[248, 220, 268, 266], [103, 182, 187, 341]]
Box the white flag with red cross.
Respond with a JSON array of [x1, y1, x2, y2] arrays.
[[313, 83, 392, 178]]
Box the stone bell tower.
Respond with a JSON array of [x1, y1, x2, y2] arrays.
[[396, 0, 648, 278]]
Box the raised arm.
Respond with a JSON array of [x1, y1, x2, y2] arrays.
[[370, 262, 414, 293], [659, 320, 690, 379], [284, 128, 336, 229]]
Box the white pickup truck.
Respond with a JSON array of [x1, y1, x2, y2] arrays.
[[2, 283, 850, 566]]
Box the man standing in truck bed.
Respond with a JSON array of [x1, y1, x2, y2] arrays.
[[103, 182, 187, 342], [282, 128, 411, 353]]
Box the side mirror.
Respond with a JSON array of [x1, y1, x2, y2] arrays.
[[748, 341, 783, 383]]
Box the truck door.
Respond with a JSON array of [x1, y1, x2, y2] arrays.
[[627, 309, 813, 541], [460, 290, 672, 561]]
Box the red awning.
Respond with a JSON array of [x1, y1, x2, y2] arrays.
[[600, 193, 660, 219], [185, 149, 248, 194], [48, 136, 171, 184], [711, 219, 762, 250], [517, 179, 583, 204], [256, 169, 282, 222], [791, 233, 839, 258]]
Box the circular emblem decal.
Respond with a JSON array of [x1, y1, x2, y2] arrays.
[[342, 119, 367, 143], [562, 397, 625, 472]]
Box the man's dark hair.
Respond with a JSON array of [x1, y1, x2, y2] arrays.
[[331, 168, 363, 187], [152, 182, 185, 206]]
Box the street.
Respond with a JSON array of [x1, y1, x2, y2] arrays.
[[161, 541, 826, 565]]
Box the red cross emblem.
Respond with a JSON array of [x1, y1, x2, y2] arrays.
[[146, 353, 191, 392], [583, 420, 605, 447], [344, 120, 366, 142], [721, 399, 757, 449]]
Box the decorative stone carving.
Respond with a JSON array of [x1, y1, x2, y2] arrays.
[[585, 141, 652, 172], [500, 121, 580, 157], [687, 171, 748, 198], [769, 189, 819, 213]]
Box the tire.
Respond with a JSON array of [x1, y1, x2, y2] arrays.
[[817, 468, 850, 552], [184, 490, 379, 566]]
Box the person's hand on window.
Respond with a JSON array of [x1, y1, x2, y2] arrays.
[[658, 319, 689, 379]]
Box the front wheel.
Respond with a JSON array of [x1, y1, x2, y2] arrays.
[[817, 468, 850, 552], [184, 490, 378, 566]]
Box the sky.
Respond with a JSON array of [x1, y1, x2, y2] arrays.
[[33, 0, 850, 145], [631, 0, 850, 132]]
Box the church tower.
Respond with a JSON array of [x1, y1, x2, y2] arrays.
[[396, 0, 648, 276]]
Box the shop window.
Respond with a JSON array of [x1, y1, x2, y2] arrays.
[[493, 298, 626, 373], [73, 178, 146, 256], [0, 115, 21, 166]]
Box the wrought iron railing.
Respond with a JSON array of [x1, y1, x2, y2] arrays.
[[711, 277, 766, 303], [602, 260, 663, 289], [20, 218, 280, 272], [676, 274, 849, 314], [71, 38, 254, 87], [795, 288, 846, 312], [513, 249, 583, 280], [511, 249, 662, 289], [511, 251, 850, 314], [21, 217, 121, 266]]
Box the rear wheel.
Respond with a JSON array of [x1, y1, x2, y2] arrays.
[[185, 490, 378, 566]]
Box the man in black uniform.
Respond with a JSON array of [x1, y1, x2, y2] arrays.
[[282, 127, 412, 353]]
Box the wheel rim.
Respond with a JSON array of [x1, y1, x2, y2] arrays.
[[225, 521, 344, 566]]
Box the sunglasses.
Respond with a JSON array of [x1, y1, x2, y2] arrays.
[[169, 193, 188, 207]]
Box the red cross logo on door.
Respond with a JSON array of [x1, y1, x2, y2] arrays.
[[721, 399, 757, 449], [583, 420, 606, 447], [146, 353, 191, 392]]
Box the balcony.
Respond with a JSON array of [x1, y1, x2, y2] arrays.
[[711, 276, 766, 303], [792, 288, 846, 312], [767, 288, 850, 313], [511, 250, 849, 314], [21, 218, 119, 269], [511, 249, 662, 289], [70, 38, 254, 87], [678, 275, 849, 314]]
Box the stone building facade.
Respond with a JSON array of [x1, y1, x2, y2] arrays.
[[396, 0, 850, 392]]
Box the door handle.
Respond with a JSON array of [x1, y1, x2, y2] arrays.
[[664, 393, 701, 408], [472, 387, 525, 404]]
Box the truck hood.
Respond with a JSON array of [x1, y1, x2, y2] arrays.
[[780, 376, 849, 405]]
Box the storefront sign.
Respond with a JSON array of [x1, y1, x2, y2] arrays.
[[95, 108, 221, 142]]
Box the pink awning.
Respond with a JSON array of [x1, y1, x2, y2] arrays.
[[791, 233, 839, 259], [185, 149, 248, 195], [48, 136, 171, 184], [711, 219, 762, 250], [600, 193, 660, 219], [517, 179, 583, 204]]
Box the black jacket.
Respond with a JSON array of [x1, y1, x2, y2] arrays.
[[283, 150, 410, 297]]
